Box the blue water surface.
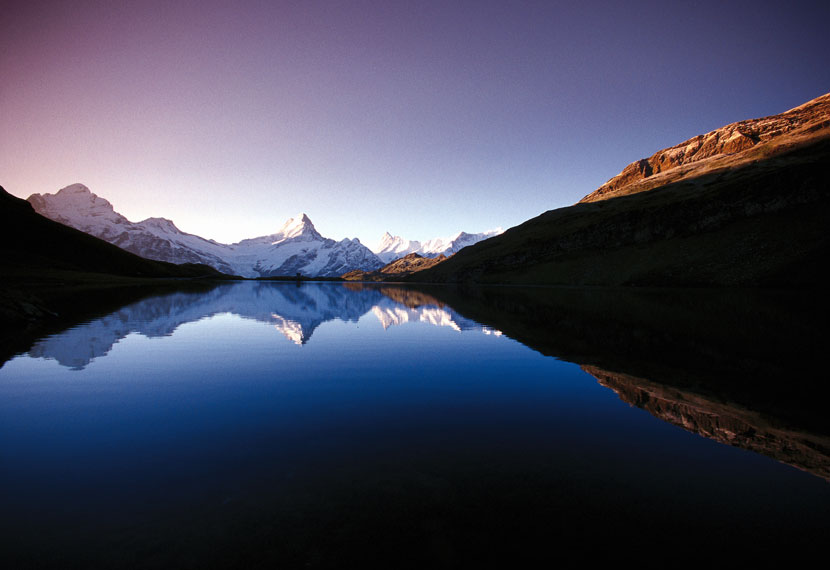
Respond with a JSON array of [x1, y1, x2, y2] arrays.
[[1, 282, 827, 567]]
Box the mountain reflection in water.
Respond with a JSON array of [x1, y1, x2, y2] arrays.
[[24, 282, 499, 370], [1, 281, 828, 566]]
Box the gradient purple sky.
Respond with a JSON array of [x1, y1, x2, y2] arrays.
[[2, 0, 828, 247]]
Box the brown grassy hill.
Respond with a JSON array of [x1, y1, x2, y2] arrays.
[[413, 93, 830, 287], [343, 252, 447, 281]]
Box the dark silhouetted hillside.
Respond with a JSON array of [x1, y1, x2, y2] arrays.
[[413, 94, 830, 287]]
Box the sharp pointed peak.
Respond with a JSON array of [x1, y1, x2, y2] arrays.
[[283, 212, 314, 225], [276, 212, 321, 240]]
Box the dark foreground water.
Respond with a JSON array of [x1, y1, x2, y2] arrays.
[[1, 282, 828, 567]]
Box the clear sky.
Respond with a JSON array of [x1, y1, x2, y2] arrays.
[[2, 0, 828, 248]]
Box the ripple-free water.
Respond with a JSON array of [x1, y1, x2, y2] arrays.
[[1, 282, 827, 566]]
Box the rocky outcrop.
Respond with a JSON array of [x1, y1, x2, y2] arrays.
[[580, 93, 830, 203]]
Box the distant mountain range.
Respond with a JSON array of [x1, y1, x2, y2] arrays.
[[414, 92, 830, 287], [27, 184, 502, 277], [12, 93, 829, 287], [374, 228, 503, 264], [28, 185, 383, 278]]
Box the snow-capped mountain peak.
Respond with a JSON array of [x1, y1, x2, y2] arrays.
[[27, 184, 130, 237], [373, 227, 504, 263], [28, 186, 384, 278], [28, 184, 118, 218], [374, 233, 422, 264], [276, 213, 321, 242]]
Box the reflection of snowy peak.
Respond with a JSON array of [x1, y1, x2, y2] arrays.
[[27, 185, 383, 277], [373, 229, 503, 263], [26, 283, 502, 369], [371, 298, 481, 331], [28, 283, 388, 368]]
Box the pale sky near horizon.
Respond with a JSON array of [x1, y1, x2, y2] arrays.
[[2, 0, 828, 249]]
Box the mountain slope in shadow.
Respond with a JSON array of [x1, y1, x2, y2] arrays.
[[1, 185, 231, 360], [413, 94, 830, 286], [1, 185, 227, 284]]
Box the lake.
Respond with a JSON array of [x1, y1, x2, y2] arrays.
[[1, 281, 828, 567]]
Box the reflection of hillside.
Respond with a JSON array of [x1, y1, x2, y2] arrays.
[[583, 365, 830, 481], [386, 284, 830, 480], [345, 283, 444, 309], [406, 285, 829, 444], [27, 287, 232, 369], [376, 285, 449, 309]]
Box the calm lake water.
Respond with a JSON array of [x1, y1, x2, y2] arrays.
[[1, 282, 827, 567]]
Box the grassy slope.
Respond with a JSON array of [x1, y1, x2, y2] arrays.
[[342, 253, 447, 281], [413, 135, 830, 287]]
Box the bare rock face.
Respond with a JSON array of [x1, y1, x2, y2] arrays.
[[580, 93, 830, 203]]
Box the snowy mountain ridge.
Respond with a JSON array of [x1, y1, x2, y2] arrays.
[[27, 184, 383, 277], [374, 228, 504, 263]]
